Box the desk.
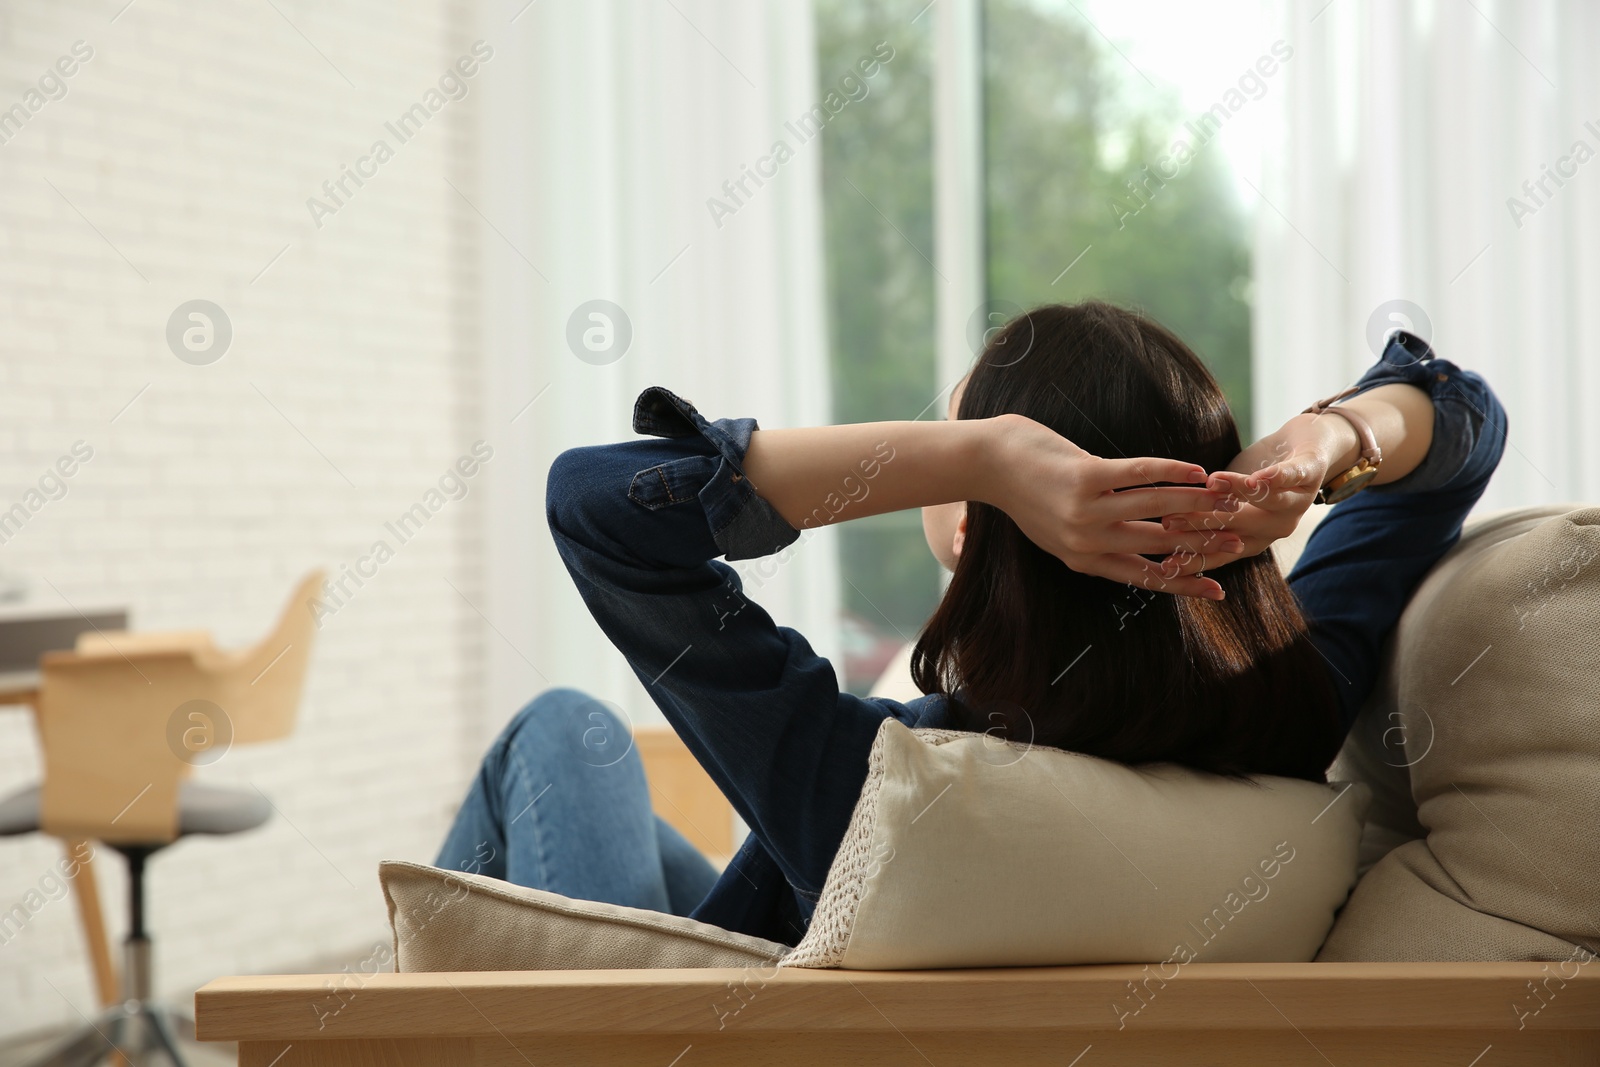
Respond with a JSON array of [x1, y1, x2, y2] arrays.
[[0, 669, 40, 706]]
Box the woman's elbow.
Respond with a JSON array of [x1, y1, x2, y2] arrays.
[[545, 444, 608, 537], [1439, 367, 1508, 490]]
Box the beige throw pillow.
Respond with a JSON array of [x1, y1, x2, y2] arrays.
[[381, 859, 788, 972], [1318, 505, 1600, 962], [783, 719, 1368, 970]]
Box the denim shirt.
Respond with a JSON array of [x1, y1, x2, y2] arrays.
[[545, 329, 1506, 946]]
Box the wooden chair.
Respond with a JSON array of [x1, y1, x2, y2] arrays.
[[631, 725, 737, 868], [0, 571, 323, 1067]]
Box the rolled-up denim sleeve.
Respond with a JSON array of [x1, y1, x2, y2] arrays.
[[545, 387, 934, 930], [1345, 329, 1489, 495], [626, 386, 803, 562], [1288, 331, 1508, 734]]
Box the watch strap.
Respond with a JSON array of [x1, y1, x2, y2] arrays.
[[1303, 388, 1383, 465]]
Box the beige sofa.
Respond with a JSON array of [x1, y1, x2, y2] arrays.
[[195, 505, 1600, 1064]]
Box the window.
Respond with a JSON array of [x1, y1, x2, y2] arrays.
[[816, 0, 940, 692], [982, 0, 1256, 430], [817, 0, 1259, 693]]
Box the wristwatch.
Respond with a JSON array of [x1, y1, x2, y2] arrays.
[[1303, 386, 1383, 505]]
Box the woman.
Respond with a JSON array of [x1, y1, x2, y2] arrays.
[[436, 300, 1506, 946]]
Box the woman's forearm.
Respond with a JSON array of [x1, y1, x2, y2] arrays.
[[742, 419, 998, 530], [743, 414, 1235, 598], [1238, 383, 1436, 488], [1338, 383, 1436, 484]]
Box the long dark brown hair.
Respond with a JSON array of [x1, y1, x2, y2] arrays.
[[911, 300, 1342, 782]]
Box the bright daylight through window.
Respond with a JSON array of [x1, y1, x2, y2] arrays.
[[818, 0, 1265, 692]]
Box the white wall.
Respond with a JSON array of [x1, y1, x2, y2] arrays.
[[0, 0, 488, 1035], [1254, 0, 1600, 511]]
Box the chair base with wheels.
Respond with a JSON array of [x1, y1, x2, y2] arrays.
[[0, 782, 271, 1067]]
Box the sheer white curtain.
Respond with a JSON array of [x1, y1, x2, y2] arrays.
[[1254, 0, 1600, 510], [472, 0, 837, 740]]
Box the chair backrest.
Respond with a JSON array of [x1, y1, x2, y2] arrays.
[[196, 569, 324, 746], [36, 571, 324, 844]]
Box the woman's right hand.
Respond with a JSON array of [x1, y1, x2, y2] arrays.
[[1160, 434, 1331, 563], [1158, 402, 1382, 566]]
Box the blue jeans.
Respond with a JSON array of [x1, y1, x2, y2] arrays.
[[435, 687, 720, 916], [438, 330, 1506, 943]]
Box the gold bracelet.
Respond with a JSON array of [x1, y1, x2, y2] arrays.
[[1303, 387, 1383, 504]]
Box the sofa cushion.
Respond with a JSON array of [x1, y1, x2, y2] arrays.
[[380, 859, 788, 971], [1324, 507, 1578, 882], [782, 719, 1368, 970], [1317, 505, 1600, 961]]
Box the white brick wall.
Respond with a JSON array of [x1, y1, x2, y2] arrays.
[[0, 0, 491, 1035]]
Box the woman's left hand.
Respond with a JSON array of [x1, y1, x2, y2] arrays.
[[986, 414, 1244, 599]]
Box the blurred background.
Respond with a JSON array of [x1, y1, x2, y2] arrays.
[[0, 0, 1596, 1049]]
